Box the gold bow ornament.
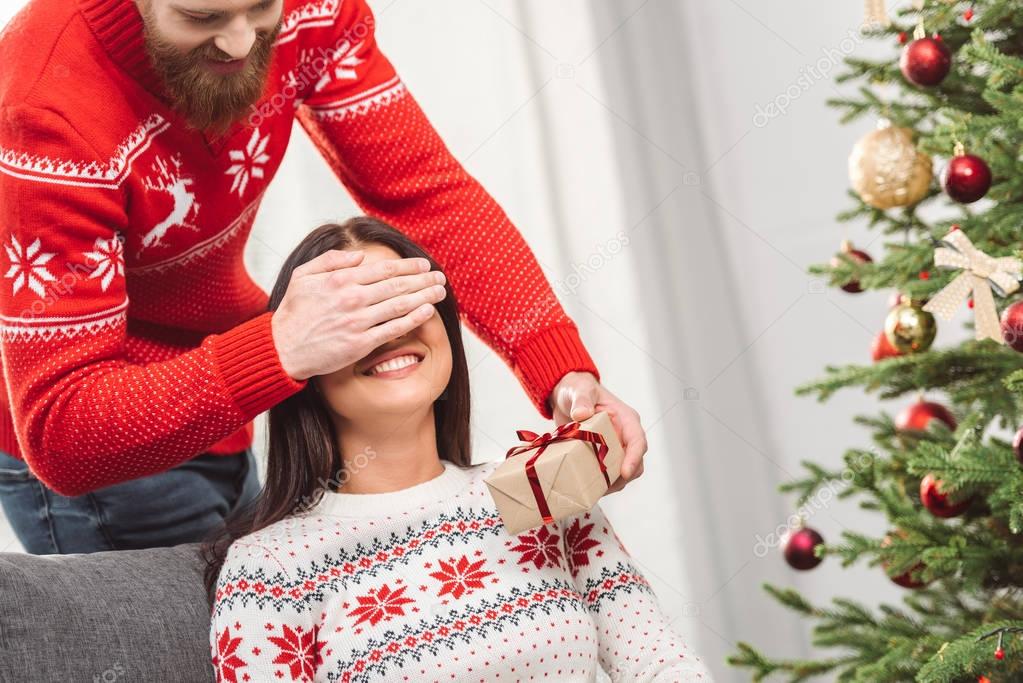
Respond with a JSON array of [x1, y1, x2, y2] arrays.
[[922, 229, 1022, 344]]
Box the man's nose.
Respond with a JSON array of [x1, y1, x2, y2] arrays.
[[213, 18, 256, 60]]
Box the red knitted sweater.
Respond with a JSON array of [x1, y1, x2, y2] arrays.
[[0, 0, 600, 496]]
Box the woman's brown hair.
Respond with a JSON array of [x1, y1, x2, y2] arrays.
[[200, 216, 472, 602]]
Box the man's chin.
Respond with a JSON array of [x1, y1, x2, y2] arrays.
[[169, 70, 270, 134], [143, 33, 280, 134]]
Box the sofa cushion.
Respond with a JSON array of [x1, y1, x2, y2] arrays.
[[0, 543, 213, 682]]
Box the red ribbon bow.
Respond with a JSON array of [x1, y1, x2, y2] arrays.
[[504, 420, 611, 526]]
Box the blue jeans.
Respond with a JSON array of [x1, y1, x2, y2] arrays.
[[0, 448, 260, 554]]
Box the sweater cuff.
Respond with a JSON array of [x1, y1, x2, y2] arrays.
[[511, 323, 601, 420], [208, 312, 308, 420]]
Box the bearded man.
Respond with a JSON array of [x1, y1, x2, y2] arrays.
[[0, 0, 648, 554]]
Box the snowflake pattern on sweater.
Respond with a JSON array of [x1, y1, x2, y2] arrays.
[[210, 460, 713, 682]]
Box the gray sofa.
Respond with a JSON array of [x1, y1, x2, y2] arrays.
[[0, 544, 214, 682]]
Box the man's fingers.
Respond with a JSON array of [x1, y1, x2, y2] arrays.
[[293, 248, 364, 277], [365, 302, 437, 347], [606, 448, 644, 496], [630, 459, 645, 480], [360, 270, 446, 307], [548, 375, 647, 494], [617, 409, 647, 478], [347, 256, 432, 285], [606, 459, 641, 495], [622, 437, 647, 478], [555, 381, 598, 422], [300, 254, 431, 286], [570, 394, 596, 421], [361, 284, 447, 328]]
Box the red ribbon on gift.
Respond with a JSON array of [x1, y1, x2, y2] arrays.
[[504, 420, 611, 526]]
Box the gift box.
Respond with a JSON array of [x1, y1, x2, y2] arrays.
[[484, 410, 625, 534]]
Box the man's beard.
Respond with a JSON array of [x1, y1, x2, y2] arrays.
[[140, 7, 282, 136]]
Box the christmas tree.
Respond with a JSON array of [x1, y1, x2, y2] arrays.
[[728, 2, 1023, 681]]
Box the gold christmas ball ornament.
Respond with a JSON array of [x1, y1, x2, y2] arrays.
[[884, 297, 937, 353], [848, 121, 933, 209]]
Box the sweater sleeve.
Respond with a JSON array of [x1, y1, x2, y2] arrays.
[[210, 541, 323, 682], [293, 0, 600, 419], [561, 502, 714, 682], [0, 106, 306, 496]]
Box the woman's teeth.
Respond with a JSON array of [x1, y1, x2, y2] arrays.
[[367, 354, 421, 376]]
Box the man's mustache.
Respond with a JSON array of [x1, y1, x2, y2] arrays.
[[191, 43, 250, 64]]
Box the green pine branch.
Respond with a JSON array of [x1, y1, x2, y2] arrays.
[[730, 2, 1023, 680]]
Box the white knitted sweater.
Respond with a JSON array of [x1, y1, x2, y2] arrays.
[[210, 459, 713, 682]]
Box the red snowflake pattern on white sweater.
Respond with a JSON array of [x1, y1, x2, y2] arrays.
[[427, 554, 495, 600], [210, 460, 714, 682]]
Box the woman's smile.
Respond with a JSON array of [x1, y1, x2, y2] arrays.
[[362, 353, 424, 380]]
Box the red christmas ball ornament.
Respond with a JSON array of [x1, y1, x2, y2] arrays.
[[999, 300, 1023, 352], [895, 400, 957, 432], [783, 526, 824, 570], [920, 473, 971, 518], [995, 647, 1005, 661], [881, 532, 928, 588], [900, 35, 951, 86], [942, 154, 992, 203], [889, 565, 928, 588], [830, 240, 873, 293], [871, 329, 903, 361]]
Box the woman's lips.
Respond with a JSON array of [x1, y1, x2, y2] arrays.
[[364, 356, 423, 380]]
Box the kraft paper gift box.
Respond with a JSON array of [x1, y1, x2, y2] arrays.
[[484, 410, 625, 535]]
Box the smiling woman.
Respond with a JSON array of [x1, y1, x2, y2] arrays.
[[200, 214, 465, 530], [201, 216, 713, 681]]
